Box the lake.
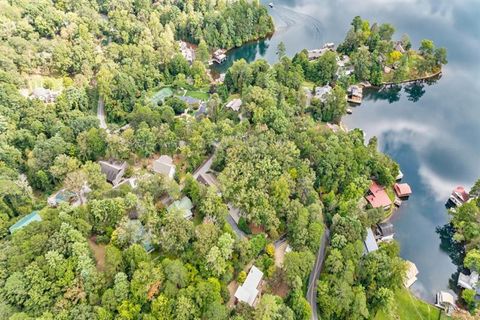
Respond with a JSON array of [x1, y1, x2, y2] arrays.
[[214, 0, 480, 302]]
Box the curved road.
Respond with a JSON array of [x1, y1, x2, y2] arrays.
[[306, 229, 330, 320]]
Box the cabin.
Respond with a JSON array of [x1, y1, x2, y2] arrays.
[[226, 98, 242, 112], [212, 49, 227, 64], [29, 87, 61, 103], [457, 271, 479, 290], [314, 85, 332, 102], [394, 183, 412, 198], [365, 181, 392, 210], [404, 260, 419, 288], [153, 155, 176, 180], [448, 186, 469, 207], [99, 160, 127, 186], [179, 41, 195, 64], [47, 189, 78, 207], [347, 85, 363, 104], [375, 222, 395, 241], [435, 291, 456, 314], [196, 172, 219, 189], [9, 211, 42, 234], [234, 265, 264, 307], [167, 196, 194, 220], [364, 227, 379, 254]]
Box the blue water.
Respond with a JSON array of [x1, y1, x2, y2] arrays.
[[217, 0, 480, 301]]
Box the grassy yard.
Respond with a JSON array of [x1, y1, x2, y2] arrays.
[[25, 74, 64, 91], [185, 90, 209, 101], [151, 87, 173, 104], [375, 289, 443, 320]]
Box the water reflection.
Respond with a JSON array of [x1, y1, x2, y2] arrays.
[[214, 0, 480, 302]]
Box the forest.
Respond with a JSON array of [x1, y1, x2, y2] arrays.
[[0, 2, 443, 320]]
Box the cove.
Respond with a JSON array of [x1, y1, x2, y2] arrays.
[[214, 0, 480, 302]]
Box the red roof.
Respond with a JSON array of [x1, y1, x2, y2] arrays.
[[453, 186, 469, 202], [366, 181, 392, 209], [394, 183, 412, 197]]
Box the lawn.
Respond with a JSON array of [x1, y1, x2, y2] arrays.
[[185, 90, 210, 101], [375, 289, 443, 320], [25, 74, 64, 91], [151, 87, 173, 104]]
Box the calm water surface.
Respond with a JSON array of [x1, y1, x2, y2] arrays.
[[216, 0, 480, 302]]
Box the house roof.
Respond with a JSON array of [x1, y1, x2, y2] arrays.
[[99, 161, 126, 184], [9, 211, 42, 233], [226, 98, 242, 111], [167, 196, 193, 219], [438, 291, 455, 306], [404, 260, 419, 287], [178, 95, 201, 105], [364, 228, 379, 253], [153, 155, 175, 178], [315, 85, 332, 101], [453, 186, 469, 202], [458, 271, 479, 290], [366, 181, 392, 209], [378, 222, 395, 237], [234, 265, 263, 306], [394, 183, 412, 196]]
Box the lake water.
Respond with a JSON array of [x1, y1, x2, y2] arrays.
[[215, 0, 480, 302]]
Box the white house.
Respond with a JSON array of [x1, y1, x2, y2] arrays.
[[153, 155, 176, 180], [226, 99, 242, 112], [234, 265, 263, 307]]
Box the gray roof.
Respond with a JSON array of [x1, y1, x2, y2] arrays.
[[364, 228, 379, 254], [378, 222, 394, 237], [178, 96, 201, 105], [153, 155, 175, 179], [99, 161, 126, 184], [226, 98, 242, 112]]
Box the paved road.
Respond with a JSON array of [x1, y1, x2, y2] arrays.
[[97, 96, 107, 129], [306, 229, 330, 320]]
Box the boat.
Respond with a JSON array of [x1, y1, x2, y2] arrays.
[[269, 2, 274, 8], [346, 108, 353, 114], [447, 186, 469, 207]]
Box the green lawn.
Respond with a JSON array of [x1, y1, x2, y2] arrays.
[[25, 74, 64, 91], [151, 87, 173, 104], [185, 90, 209, 101], [375, 289, 443, 320]]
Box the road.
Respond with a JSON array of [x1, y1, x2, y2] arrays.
[[97, 96, 107, 129], [306, 229, 330, 320]]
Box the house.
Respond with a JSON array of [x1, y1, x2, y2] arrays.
[[226, 98, 242, 112], [212, 49, 227, 64], [394, 183, 412, 198], [179, 41, 195, 64], [167, 196, 194, 220], [196, 172, 219, 188], [435, 291, 456, 314], [314, 85, 332, 102], [307, 48, 329, 60], [448, 186, 469, 207], [404, 260, 419, 288], [394, 41, 406, 54], [234, 265, 264, 307], [195, 102, 208, 119], [47, 189, 78, 207], [347, 85, 363, 104], [153, 155, 176, 180], [99, 160, 127, 186], [365, 181, 392, 210], [375, 222, 395, 241], [364, 227, 379, 254], [29, 87, 61, 103], [9, 211, 42, 233], [457, 271, 479, 290], [178, 95, 202, 107]]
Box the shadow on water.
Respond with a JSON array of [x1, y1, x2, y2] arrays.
[[364, 76, 441, 104], [436, 223, 465, 293]]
